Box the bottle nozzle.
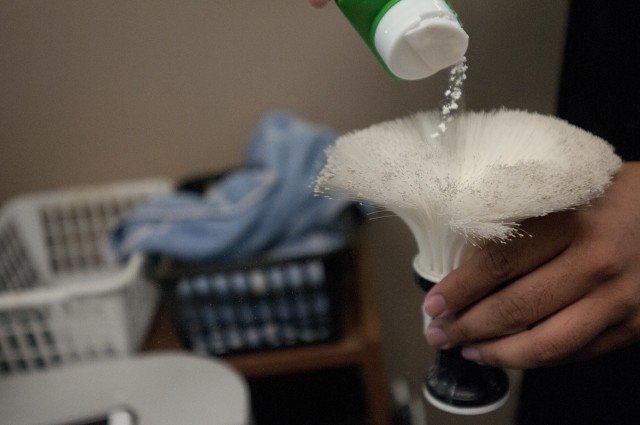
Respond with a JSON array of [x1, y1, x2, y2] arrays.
[[374, 0, 469, 80]]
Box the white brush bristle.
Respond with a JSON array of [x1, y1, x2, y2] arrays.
[[316, 109, 622, 280]]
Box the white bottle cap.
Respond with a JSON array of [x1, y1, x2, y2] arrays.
[[374, 0, 469, 80]]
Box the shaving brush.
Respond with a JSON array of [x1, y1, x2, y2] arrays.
[[316, 109, 621, 414]]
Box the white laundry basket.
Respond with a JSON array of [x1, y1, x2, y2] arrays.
[[0, 178, 172, 376]]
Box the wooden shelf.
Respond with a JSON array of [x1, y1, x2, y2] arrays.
[[143, 249, 391, 425]]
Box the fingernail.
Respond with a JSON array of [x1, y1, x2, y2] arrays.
[[424, 295, 447, 318], [462, 347, 482, 363], [426, 326, 450, 348]]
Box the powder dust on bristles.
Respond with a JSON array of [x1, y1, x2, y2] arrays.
[[316, 109, 621, 243]]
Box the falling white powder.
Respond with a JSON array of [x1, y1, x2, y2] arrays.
[[431, 57, 468, 138]]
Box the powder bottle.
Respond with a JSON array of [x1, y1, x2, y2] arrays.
[[336, 0, 468, 80]]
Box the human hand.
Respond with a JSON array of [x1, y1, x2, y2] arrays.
[[309, 0, 331, 8], [424, 161, 640, 369]]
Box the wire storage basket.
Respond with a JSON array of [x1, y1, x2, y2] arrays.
[[0, 178, 172, 376], [149, 172, 358, 357]]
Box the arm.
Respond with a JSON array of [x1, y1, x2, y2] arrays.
[[424, 161, 640, 369]]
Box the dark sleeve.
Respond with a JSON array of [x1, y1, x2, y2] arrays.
[[517, 3, 640, 425], [557, 0, 640, 161]]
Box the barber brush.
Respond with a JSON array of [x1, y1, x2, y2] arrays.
[[316, 109, 621, 414]]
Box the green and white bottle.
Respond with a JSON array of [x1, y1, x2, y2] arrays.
[[336, 0, 468, 80]]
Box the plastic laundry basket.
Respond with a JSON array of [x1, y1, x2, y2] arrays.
[[0, 178, 172, 376]]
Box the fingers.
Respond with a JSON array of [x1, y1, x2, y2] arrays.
[[574, 313, 640, 362], [425, 225, 632, 348], [309, 0, 331, 7], [458, 284, 633, 369], [425, 243, 591, 347], [422, 163, 640, 367], [425, 212, 575, 318]]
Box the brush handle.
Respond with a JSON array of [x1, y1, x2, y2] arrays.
[[414, 272, 509, 415]]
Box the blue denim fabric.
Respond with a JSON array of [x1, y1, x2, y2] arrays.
[[112, 112, 350, 263]]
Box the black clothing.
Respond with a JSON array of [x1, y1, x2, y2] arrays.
[[556, 0, 639, 162], [516, 1, 640, 424]]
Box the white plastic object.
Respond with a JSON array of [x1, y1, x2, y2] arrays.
[[0, 353, 251, 425], [0, 178, 172, 376], [423, 385, 510, 416], [375, 0, 469, 80]]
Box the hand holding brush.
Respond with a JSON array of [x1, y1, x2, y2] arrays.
[[316, 109, 621, 414], [425, 161, 640, 369]]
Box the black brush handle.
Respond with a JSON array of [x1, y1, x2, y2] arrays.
[[414, 271, 509, 414]]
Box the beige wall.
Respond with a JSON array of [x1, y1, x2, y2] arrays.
[[0, 1, 569, 423]]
